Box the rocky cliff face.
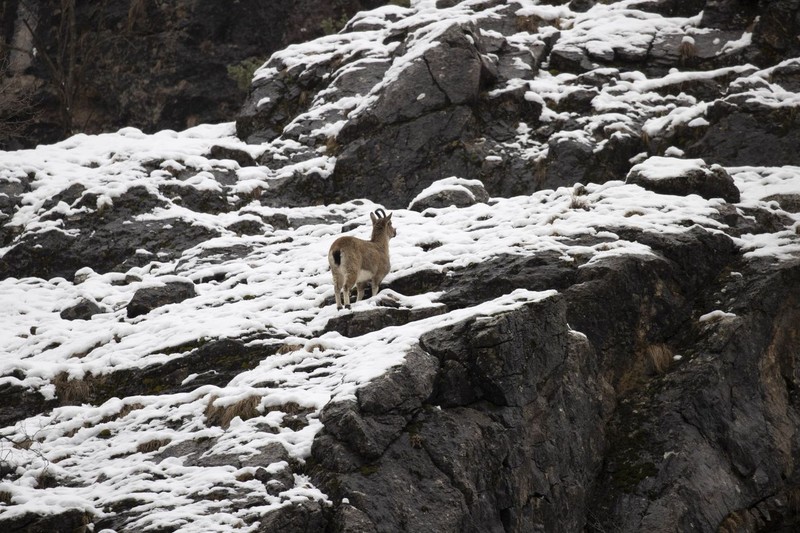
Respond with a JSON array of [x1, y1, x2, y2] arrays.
[[0, 0, 391, 148], [1, 0, 800, 532]]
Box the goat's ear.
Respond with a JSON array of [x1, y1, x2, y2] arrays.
[[387, 212, 392, 220], [370, 212, 378, 223]]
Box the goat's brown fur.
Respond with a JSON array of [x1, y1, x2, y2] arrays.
[[328, 209, 396, 310]]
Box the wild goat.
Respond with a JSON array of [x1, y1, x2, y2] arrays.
[[328, 208, 396, 310]]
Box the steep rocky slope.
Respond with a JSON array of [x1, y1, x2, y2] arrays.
[[1, 0, 800, 532]]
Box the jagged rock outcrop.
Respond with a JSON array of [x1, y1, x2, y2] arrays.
[[310, 296, 612, 533], [235, 0, 800, 210], [684, 90, 800, 166]]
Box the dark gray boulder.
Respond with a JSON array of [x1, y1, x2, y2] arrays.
[[408, 177, 490, 211], [770, 59, 800, 93], [0, 174, 31, 229], [626, 156, 741, 203], [549, 46, 595, 73], [0, 382, 56, 429], [316, 347, 438, 461], [329, 504, 378, 533], [236, 66, 317, 145], [324, 306, 446, 338], [763, 193, 800, 213], [648, 28, 748, 70], [126, 280, 197, 318], [748, 0, 800, 65], [0, 509, 92, 533], [540, 136, 595, 189], [332, 106, 481, 210], [226, 217, 266, 236], [208, 145, 257, 167], [387, 251, 578, 311], [59, 298, 105, 321]]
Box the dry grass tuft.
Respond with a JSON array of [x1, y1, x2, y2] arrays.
[[127, 0, 148, 25], [516, 15, 540, 33], [647, 344, 674, 375], [325, 135, 340, 155], [570, 192, 590, 210], [717, 511, 754, 533], [136, 438, 172, 454], [205, 396, 261, 429], [304, 342, 328, 353], [624, 209, 646, 217], [678, 39, 697, 61], [117, 402, 145, 419], [236, 471, 256, 482], [53, 372, 91, 405], [99, 402, 144, 425], [276, 343, 304, 355]]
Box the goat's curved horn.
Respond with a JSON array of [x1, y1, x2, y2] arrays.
[[374, 208, 386, 219]]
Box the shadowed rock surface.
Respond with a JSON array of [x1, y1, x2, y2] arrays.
[[0, 0, 393, 148]]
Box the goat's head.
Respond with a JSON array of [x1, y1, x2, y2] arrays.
[[370, 208, 397, 239]]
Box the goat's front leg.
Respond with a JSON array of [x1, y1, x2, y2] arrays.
[[370, 280, 380, 299], [356, 282, 367, 303]]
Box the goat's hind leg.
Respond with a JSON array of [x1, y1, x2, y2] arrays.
[[343, 272, 358, 309], [332, 272, 344, 310]]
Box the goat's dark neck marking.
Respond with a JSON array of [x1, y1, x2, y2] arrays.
[[332, 249, 342, 266]]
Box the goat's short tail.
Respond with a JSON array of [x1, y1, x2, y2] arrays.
[[332, 249, 342, 266]]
